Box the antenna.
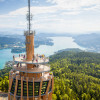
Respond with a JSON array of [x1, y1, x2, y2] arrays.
[[27, 0, 33, 35], [24, 0, 35, 36]]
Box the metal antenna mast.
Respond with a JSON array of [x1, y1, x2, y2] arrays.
[[26, 0, 33, 35], [28, 0, 31, 34]]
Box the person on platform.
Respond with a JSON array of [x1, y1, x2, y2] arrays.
[[36, 58, 38, 63], [32, 58, 34, 63], [13, 55, 15, 61], [23, 55, 25, 59], [19, 54, 20, 58], [17, 63, 19, 67]]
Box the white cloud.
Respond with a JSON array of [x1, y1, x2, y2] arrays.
[[8, 6, 58, 16], [0, 0, 100, 34], [47, 0, 100, 7], [0, 14, 16, 18], [46, 0, 100, 10], [84, 5, 100, 11], [35, 19, 100, 33], [6, 0, 100, 18], [9, 7, 27, 16], [61, 11, 80, 15], [32, 0, 39, 3]]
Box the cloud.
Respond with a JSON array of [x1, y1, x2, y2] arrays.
[[7, 0, 100, 17], [35, 18, 100, 34], [32, 0, 39, 4], [0, 0, 100, 34], [0, 14, 16, 18], [83, 5, 100, 11], [46, 0, 100, 10], [8, 6, 58, 16], [61, 11, 80, 15], [47, 0, 100, 6]]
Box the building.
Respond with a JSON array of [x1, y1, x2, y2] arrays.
[[8, 0, 54, 100]]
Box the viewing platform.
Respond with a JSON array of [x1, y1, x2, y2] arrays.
[[13, 54, 49, 64], [12, 64, 50, 73]]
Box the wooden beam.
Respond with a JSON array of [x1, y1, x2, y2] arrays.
[[48, 92, 52, 100], [14, 76, 18, 100], [38, 78, 43, 100], [27, 77, 29, 100], [8, 78, 13, 100], [21, 77, 23, 100], [33, 78, 34, 100], [52, 76, 54, 92], [48, 76, 54, 100], [43, 95, 46, 100], [46, 77, 51, 97]]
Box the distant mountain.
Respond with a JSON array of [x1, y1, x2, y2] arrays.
[[1, 32, 100, 53], [37, 33, 72, 37], [55, 48, 83, 54], [74, 33, 100, 52], [0, 34, 54, 53]]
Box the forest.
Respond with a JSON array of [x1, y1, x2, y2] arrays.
[[0, 66, 11, 92], [0, 50, 100, 100], [50, 51, 100, 100]]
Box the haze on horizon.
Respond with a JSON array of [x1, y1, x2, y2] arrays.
[[0, 0, 100, 35]]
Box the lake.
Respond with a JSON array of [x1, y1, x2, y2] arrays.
[[0, 37, 85, 69]]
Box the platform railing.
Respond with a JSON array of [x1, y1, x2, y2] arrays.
[[10, 71, 53, 82], [12, 64, 50, 73], [13, 54, 49, 63]]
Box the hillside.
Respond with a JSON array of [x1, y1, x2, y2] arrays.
[[50, 51, 100, 100], [0, 34, 53, 53], [74, 33, 100, 52], [0, 66, 12, 92], [0, 50, 100, 100]]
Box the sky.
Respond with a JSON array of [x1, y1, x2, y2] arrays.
[[0, 0, 100, 34]]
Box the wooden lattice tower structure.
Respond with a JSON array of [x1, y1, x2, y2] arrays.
[[8, 0, 54, 100]]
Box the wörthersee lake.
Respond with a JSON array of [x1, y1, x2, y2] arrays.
[[0, 37, 85, 69]]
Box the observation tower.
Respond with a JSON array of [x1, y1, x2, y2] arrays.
[[8, 0, 54, 100]]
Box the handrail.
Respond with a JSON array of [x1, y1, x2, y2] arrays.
[[13, 54, 49, 63], [12, 64, 50, 73]]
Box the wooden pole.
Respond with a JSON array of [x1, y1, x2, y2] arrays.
[[8, 78, 13, 100], [38, 78, 43, 100], [14, 76, 18, 100], [33, 78, 34, 100], [21, 77, 23, 100], [27, 77, 29, 100]]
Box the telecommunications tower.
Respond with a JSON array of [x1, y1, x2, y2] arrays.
[[8, 0, 54, 100]]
